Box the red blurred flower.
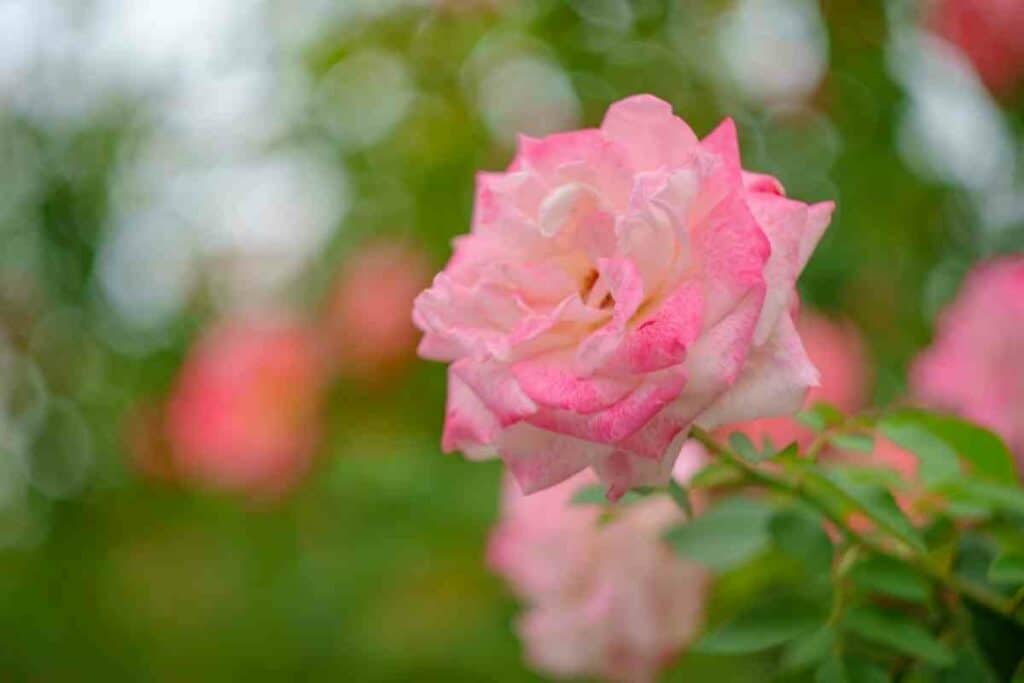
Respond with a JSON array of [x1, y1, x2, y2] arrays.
[[164, 317, 326, 499], [912, 256, 1024, 468], [926, 0, 1024, 97], [323, 240, 432, 383]]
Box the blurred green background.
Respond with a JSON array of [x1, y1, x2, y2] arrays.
[[0, 0, 1022, 680]]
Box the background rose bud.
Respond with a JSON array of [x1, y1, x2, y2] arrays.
[[488, 450, 709, 683], [414, 95, 833, 499], [324, 240, 433, 383], [911, 256, 1024, 469], [926, 0, 1024, 97], [165, 317, 326, 499]]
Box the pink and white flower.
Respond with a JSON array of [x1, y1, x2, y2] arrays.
[[718, 310, 869, 449], [488, 448, 709, 682], [911, 256, 1024, 467], [414, 94, 834, 498], [165, 317, 326, 498]]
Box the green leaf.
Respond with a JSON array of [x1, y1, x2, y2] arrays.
[[816, 656, 846, 683], [571, 484, 653, 506], [882, 410, 1017, 483], [776, 441, 800, 462], [817, 658, 892, 683], [829, 433, 875, 454], [728, 431, 763, 462], [689, 462, 744, 489], [570, 484, 608, 505], [843, 606, 955, 667], [663, 498, 773, 571], [695, 595, 826, 654], [781, 626, 835, 672], [770, 507, 833, 575], [937, 646, 999, 683], [824, 469, 927, 552], [879, 416, 960, 487], [988, 552, 1024, 585], [850, 554, 931, 603], [937, 479, 1024, 516], [667, 479, 692, 518], [915, 412, 1017, 483], [798, 403, 844, 431]]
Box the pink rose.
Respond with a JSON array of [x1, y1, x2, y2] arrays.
[[488, 445, 709, 682], [323, 240, 432, 383], [911, 256, 1024, 467], [926, 0, 1024, 97], [165, 317, 326, 498], [413, 94, 834, 499], [717, 310, 870, 449]]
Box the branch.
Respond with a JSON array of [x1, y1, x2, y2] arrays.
[[688, 426, 1021, 625]]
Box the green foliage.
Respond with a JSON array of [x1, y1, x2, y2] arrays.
[[770, 507, 834, 576], [828, 433, 876, 454], [881, 411, 1018, 484], [570, 483, 654, 506], [780, 627, 835, 672], [797, 403, 845, 432], [988, 552, 1024, 586], [728, 432, 764, 463], [664, 498, 774, 571], [695, 595, 827, 654], [815, 656, 891, 683], [842, 606, 954, 667], [849, 555, 931, 604]]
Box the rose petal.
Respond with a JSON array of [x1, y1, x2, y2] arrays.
[[695, 313, 819, 429], [600, 94, 699, 172]]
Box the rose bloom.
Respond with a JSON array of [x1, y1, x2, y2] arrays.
[[488, 445, 709, 683], [717, 309, 869, 449], [323, 240, 432, 382], [911, 256, 1024, 467], [414, 94, 834, 499], [164, 317, 326, 498], [926, 0, 1024, 97]]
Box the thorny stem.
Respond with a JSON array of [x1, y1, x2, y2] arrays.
[[688, 426, 1023, 626]]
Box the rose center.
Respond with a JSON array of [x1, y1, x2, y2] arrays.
[[580, 268, 615, 310]]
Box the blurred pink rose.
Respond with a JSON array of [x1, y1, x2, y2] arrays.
[[414, 94, 833, 499], [718, 310, 870, 449], [911, 256, 1024, 466], [926, 0, 1024, 97], [165, 317, 326, 498], [488, 445, 709, 682], [324, 241, 432, 382]]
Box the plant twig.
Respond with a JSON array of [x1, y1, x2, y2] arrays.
[[688, 426, 1021, 624]]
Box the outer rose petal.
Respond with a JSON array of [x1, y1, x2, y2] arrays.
[[715, 310, 870, 453], [696, 313, 819, 429], [592, 434, 686, 501], [441, 372, 500, 459], [600, 94, 699, 172], [746, 196, 833, 345], [499, 423, 604, 493], [451, 357, 537, 426]]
